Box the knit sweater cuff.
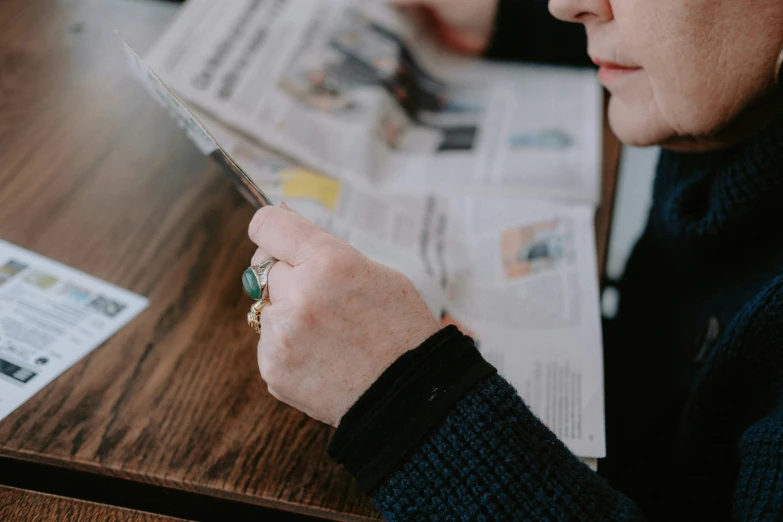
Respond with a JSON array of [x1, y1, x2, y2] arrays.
[[327, 326, 496, 493]]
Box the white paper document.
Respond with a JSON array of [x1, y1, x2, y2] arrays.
[[0, 240, 148, 421]]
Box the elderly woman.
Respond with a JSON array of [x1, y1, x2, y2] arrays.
[[244, 0, 783, 519]]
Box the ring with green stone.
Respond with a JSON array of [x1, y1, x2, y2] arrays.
[[242, 258, 277, 300]]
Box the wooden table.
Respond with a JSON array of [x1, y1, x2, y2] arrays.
[[0, 0, 621, 520], [596, 92, 622, 277], [0, 485, 189, 522]]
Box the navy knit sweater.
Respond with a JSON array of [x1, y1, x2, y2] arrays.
[[329, 2, 783, 520]]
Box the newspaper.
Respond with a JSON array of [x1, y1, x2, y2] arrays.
[[145, 0, 602, 203], [129, 0, 607, 461], [0, 240, 148, 421]]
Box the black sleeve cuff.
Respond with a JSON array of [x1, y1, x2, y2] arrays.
[[485, 0, 592, 67], [327, 325, 496, 493]]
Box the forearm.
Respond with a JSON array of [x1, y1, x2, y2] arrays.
[[485, 0, 592, 66], [372, 374, 644, 521], [329, 327, 644, 520]]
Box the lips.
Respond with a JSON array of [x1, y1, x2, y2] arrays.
[[591, 57, 642, 84], [591, 57, 641, 71]]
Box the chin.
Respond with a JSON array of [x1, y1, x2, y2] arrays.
[[606, 94, 677, 147]]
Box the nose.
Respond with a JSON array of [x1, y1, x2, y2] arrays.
[[548, 0, 612, 24]]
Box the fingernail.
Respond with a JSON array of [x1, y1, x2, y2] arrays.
[[280, 202, 291, 211]]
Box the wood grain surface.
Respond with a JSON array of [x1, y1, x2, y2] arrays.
[[0, 0, 376, 520], [0, 485, 188, 522], [0, 0, 620, 521], [596, 92, 622, 279]]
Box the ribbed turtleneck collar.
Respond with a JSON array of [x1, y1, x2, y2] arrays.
[[651, 115, 783, 250]]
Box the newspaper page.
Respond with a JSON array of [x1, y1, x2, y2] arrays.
[[0, 240, 148, 421], [442, 198, 605, 457], [144, 0, 602, 204]]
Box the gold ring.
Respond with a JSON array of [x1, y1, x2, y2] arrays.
[[247, 298, 269, 335]]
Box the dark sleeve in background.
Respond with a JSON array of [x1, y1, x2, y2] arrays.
[[485, 0, 592, 67]]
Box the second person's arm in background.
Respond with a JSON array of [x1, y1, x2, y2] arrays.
[[393, 0, 590, 66], [485, 0, 591, 65]]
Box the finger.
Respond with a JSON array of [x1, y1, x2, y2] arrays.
[[256, 297, 280, 377], [265, 260, 296, 304], [432, 20, 487, 55], [251, 247, 272, 266], [248, 206, 327, 266], [256, 302, 293, 399]]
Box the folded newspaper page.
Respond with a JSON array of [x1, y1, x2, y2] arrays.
[[145, 0, 602, 203], [124, 0, 607, 462], [120, 35, 273, 208], [0, 240, 148, 421]]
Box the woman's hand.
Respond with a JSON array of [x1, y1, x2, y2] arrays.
[[392, 0, 498, 55], [248, 206, 440, 427]]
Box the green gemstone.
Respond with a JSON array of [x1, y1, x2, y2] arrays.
[[242, 268, 262, 299]]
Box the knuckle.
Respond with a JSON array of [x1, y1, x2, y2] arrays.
[[248, 206, 282, 241]]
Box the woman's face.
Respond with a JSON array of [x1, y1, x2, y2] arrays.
[[549, 0, 783, 147]]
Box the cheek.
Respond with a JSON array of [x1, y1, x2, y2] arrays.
[[611, 0, 783, 141], [604, 37, 748, 143], [603, 0, 723, 142], [643, 57, 737, 138], [645, 49, 778, 139], [604, 72, 678, 146]]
